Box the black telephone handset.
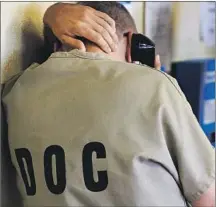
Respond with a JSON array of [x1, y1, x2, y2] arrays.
[[131, 34, 155, 68]]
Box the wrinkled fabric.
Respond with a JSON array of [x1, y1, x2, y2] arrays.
[[2, 49, 215, 207]]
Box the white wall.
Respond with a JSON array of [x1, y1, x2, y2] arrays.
[[1, 2, 54, 83], [172, 2, 215, 62], [1, 2, 53, 206]]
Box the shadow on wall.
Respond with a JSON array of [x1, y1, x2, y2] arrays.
[[1, 3, 51, 207], [20, 3, 52, 67], [2, 3, 51, 83], [20, 14, 50, 70]]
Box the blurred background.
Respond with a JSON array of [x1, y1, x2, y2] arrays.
[[1, 1, 215, 206]]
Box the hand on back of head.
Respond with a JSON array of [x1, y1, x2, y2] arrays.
[[44, 3, 118, 53], [44, 2, 161, 70]]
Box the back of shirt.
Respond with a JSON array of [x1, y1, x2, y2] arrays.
[[2, 50, 214, 207]]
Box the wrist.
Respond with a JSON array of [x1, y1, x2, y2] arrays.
[[43, 3, 74, 26]]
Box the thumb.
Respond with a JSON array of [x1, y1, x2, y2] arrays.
[[61, 35, 86, 52]]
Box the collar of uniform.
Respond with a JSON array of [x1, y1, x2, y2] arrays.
[[50, 49, 112, 61]]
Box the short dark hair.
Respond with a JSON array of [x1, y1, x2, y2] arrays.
[[78, 1, 137, 37], [43, 1, 137, 53]]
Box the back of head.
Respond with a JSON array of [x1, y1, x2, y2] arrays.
[[77, 1, 137, 39], [43, 1, 137, 60]]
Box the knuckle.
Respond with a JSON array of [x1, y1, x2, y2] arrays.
[[79, 14, 85, 21], [85, 6, 93, 12], [90, 33, 97, 42], [103, 24, 110, 31], [101, 30, 108, 38], [81, 12, 88, 20], [74, 21, 81, 28], [82, 7, 92, 17], [96, 36, 103, 43], [93, 34, 99, 41], [98, 27, 105, 34]]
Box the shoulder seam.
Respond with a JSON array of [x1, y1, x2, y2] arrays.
[[144, 67, 184, 97]]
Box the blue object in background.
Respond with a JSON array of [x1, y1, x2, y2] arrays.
[[161, 66, 166, 72], [171, 59, 215, 147]]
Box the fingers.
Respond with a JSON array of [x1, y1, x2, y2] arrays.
[[79, 26, 112, 53], [90, 17, 118, 52], [66, 18, 117, 53], [93, 10, 119, 52], [94, 10, 116, 29], [61, 35, 86, 51], [93, 15, 118, 42], [83, 11, 118, 52], [155, 55, 161, 70], [47, 3, 119, 54]]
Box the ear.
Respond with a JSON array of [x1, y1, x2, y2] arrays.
[[125, 31, 133, 63]]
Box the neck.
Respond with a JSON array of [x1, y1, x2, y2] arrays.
[[85, 44, 126, 62]]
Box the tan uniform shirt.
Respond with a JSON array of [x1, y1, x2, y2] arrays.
[[2, 49, 215, 207]]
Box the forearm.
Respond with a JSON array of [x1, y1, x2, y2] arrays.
[[43, 2, 74, 26], [192, 183, 215, 207], [43, 3, 59, 25]]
